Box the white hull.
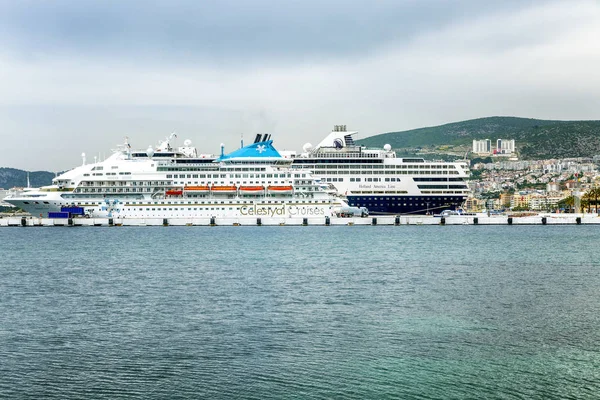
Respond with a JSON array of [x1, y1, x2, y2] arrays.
[[6, 191, 344, 219]]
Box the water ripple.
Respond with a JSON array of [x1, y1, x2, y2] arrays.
[[1, 226, 600, 398]]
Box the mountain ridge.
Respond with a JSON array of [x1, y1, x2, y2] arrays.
[[0, 168, 56, 189], [357, 116, 600, 159]]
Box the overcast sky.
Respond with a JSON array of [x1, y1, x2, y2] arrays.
[[1, 0, 599, 171]]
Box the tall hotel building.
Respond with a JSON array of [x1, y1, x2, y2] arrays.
[[496, 139, 515, 154], [473, 139, 515, 155], [472, 139, 492, 154]]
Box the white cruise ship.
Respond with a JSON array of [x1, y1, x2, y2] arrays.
[[286, 125, 471, 215], [4, 134, 347, 219]]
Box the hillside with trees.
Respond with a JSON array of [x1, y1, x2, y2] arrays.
[[357, 117, 600, 159], [0, 168, 55, 189]]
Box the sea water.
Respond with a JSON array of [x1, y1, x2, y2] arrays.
[[1, 226, 599, 399]]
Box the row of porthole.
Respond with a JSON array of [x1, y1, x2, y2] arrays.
[[351, 204, 443, 207], [352, 198, 451, 201]]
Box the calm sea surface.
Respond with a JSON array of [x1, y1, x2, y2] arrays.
[[1, 225, 599, 399]]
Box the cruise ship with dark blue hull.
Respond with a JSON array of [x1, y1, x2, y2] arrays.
[[285, 125, 471, 215]]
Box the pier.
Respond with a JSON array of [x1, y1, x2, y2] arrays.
[[1, 214, 599, 227]]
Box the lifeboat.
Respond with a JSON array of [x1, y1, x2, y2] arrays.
[[267, 185, 294, 195], [165, 189, 183, 196], [211, 185, 238, 194], [239, 185, 265, 195], [184, 185, 210, 193]]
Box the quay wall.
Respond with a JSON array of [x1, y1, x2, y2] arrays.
[[1, 214, 599, 227]]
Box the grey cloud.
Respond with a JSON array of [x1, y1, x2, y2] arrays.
[[0, 0, 542, 65], [1, 0, 598, 171]]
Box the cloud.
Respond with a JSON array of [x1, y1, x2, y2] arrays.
[[0, 0, 599, 170], [0, 0, 537, 64]]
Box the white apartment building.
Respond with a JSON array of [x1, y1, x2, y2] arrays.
[[473, 139, 492, 154], [473, 138, 516, 155], [496, 139, 515, 154]]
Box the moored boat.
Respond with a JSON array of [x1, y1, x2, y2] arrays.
[[4, 133, 349, 219], [287, 125, 471, 215], [239, 185, 265, 194], [211, 185, 238, 194], [184, 185, 210, 193], [267, 185, 294, 194]]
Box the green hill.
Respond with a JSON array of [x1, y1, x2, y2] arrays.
[[0, 168, 56, 189], [357, 116, 600, 159]]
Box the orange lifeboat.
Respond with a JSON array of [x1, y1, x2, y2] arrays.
[[211, 185, 238, 194], [267, 185, 294, 194], [239, 185, 265, 194], [166, 189, 183, 196], [184, 185, 210, 193]]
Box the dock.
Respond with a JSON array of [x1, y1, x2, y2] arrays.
[[1, 214, 599, 227]]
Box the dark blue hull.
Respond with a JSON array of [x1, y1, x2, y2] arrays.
[[347, 194, 467, 215]]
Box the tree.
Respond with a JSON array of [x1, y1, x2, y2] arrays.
[[583, 188, 600, 213], [558, 196, 574, 212]]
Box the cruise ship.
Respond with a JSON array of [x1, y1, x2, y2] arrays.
[[286, 125, 471, 215], [4, 134, 347, 219]]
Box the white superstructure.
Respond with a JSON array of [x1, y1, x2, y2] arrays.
[[4, 134, 347, 219], [288, 125, 471, 214]]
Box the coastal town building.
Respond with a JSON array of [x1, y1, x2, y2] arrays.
[[546, 182, 560, 192], [468, 155, 600, 212], [496, 139, 515, 155], [472, 139, 492, 154], [472, 139, 516, 155]]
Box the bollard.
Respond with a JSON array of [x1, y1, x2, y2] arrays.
[[372, 217, 377, 225], [21, 216, 27, 227], [541, 217, 547, 225], [210, 216, 216, 226], [576, 217, 582, 225], [163, 218, 169, 226], [473, 217, 478, 225], [440, 217, 445, 225], [68, 218, 73, 226], [108, 218, 114, 226], [507, 217, 513, 225], [395, 216, 400, 226], [325, 216, 330, 226], [257, 218, 262, 226], [302, 218, 308, 226]]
